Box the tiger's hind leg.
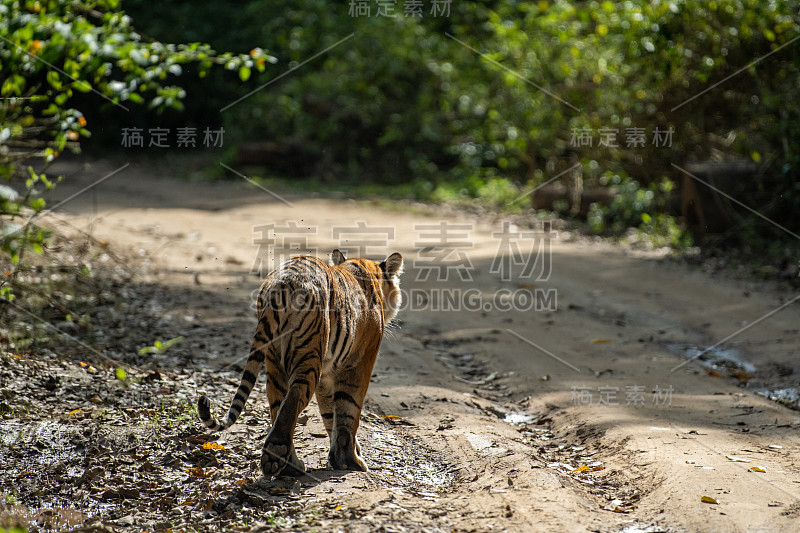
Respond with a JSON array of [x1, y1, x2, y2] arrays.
[[326, 348, 379, 471], [262, 347, 323, 478], [262, 367, 305, 477]]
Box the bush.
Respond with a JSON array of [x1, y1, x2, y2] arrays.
[[587, 173, 692, 248], [0, 0, 272, 299], [216, 1, 799, 236]]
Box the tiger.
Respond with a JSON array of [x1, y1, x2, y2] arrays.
[[198, 249, 403, 478]]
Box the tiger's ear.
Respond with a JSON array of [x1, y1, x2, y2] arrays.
[[331, 249, 347, 266], [383, 252, 403, 278]]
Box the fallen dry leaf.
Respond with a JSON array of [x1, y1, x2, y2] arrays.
[[749, 466, 766, 473], [701, 496, 719, 504], [186, 467, 210, 479]]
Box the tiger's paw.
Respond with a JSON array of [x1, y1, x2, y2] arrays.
[[329, 432, 368, 471], [261, 442, 305, 478]]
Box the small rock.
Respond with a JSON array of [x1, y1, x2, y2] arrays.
[[117, 515, 135, 527]]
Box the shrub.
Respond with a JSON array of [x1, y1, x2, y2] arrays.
[[0, 0, 273, 299]]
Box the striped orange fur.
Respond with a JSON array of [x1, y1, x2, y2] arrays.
[[198, 249, 403, 477]]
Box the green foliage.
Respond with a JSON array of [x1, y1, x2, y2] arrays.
[[224, 8, 456, 184], [138, 336, 184, 356], [3, 0, 797, 255], [588, 173, 692, 248], [0, 0, 274, 299], [213, 0, 796, 250], [0, 167, 55, 268]]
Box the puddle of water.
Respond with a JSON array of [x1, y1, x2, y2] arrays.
[[667, 343, 756, 373], [503, 411, 536, 426], [753, 387, 800, 409], [668, 344, 800, 411], [0, 504, 88, 531]]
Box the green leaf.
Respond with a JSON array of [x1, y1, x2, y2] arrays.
[[161, 336, 185, 351], [116, 367, 128, 380], [73, 80, 92, 93], [47, 71, 62, 90]]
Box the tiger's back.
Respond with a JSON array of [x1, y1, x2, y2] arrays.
[[198, 250, 403, 477]]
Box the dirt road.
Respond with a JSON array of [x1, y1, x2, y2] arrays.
[[22, 158, 800, 532]]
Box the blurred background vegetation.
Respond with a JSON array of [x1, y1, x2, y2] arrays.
[[2, 0, 800, 283]]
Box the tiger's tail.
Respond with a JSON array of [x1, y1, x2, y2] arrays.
[[198, 334, 267, 431]]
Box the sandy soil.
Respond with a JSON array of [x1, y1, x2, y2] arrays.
[[7, 157, 800, 532]]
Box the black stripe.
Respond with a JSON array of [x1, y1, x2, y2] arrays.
[[269, 306, 281, 328], [329, 316, 342, 357], [321, 412, 333, 419], [333, 316, 351, 366], [266, 350, 281, 368], [270, 401, 282, 411], [248, 349, 265, 364], [198, 397, 211, 420], [293, 333, 316, 353], [242, 370, 257, 385], [349, 262, 366, 277], [333, 391, 360, 409], [295, 313, 319, 340], [268, 375, 286, 396], [300, 366, 318, 383], [291, 378, 310, 387], [233, 391, 248, 405], [335, 312, 350, 354], [335, 413, 355, 420], [282, 336, 293, 369], [230, 402, 243, 415]]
